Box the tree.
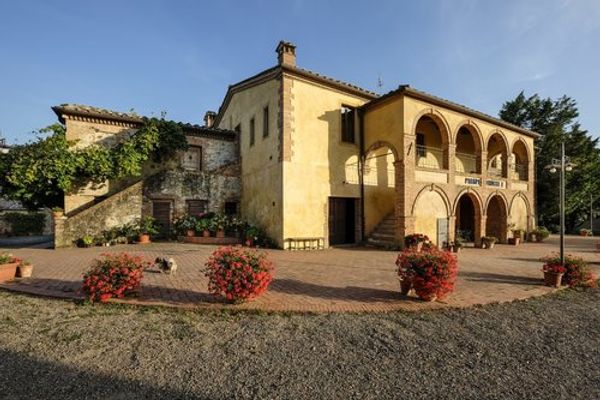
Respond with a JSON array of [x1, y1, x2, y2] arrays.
[[0, 119, 188, 210], [500, 92, 600, 232]]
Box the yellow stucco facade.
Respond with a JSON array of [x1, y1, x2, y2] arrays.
[[214, 40, 538, 249]]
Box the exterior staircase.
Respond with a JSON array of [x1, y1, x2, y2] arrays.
[[366, 213, 399, 249]]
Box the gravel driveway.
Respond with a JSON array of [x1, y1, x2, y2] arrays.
[[0, 287, 599, 400]]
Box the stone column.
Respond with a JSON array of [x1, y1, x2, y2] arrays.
[[447, 143, 456, 184], [394, 133, 417, 247], [53, 215, 67, 248], [478, 215, 487, 248], [480, 150, 488, 180]]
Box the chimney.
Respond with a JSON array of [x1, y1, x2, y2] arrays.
[[204, 111, 216, 128], [276, 40, 296, 67]]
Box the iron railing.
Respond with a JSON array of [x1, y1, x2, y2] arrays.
[[455, 152, 479, 174]]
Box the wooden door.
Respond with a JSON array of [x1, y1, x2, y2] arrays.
[[152, 201, 172, 238], [329, 198, 356, 245]]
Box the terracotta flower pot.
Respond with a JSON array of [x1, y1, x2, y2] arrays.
[[418, 293, 437, 302], [544, 271, 563, 288], [399, 278, 412, 295], [186, 230, 195, 237], [202, 230, 211, 238], [138, 234, 151, 244], [509, 238, 520, 246], [16, 264, 33, 278], [0, 262, 18, 283], [216, 230, 225, 239]]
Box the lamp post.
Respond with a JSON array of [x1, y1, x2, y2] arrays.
[[545, 140, 575, 265]]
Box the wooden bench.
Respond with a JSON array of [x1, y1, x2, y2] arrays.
[[285, 237, 324, 250]]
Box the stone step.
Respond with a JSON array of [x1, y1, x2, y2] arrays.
[[371, 232, 396, 241]]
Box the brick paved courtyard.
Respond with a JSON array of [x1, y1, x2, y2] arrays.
[[1, 236, 598, 312]]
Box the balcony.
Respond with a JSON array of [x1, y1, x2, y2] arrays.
[[416, 145, 444, 170], [455, 152, 479, 174], [512, 163, 528, 181]]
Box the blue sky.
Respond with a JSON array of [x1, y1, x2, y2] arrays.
[[1, 0, 599, 144]]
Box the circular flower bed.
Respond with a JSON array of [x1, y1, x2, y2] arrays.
[[396, 248, 458, 301], [204, 246, 274, 303], [82, 253, 150, 303]]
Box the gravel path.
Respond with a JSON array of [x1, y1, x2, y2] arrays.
[[0, 288, 599, 400]]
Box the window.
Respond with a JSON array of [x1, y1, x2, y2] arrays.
[[224, 201, 238, 216], [182, 146, 202, 171], [416, 133, 426, 157], [186, 200, 208, 216], [263, 106, 269, 137], [341, 106, 355, 143], [249, 117, 255, 146]]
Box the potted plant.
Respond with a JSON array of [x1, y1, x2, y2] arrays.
[[203, 246, 274, 303], [533, 227, 550, 243], [481, 236, 497, 249], [51, 207, 64, 218], [78, 235, 94, 248], [212, 214, 228, 238], [174, 215, 197, 237], [136, 216, 159, 244], [579, 228, 592, 237], [194, 217, 211, 237], [541, 261, 566, 288], [244, 225, 260, 247], [396, 248, 458, 302], [16, 260, 33, 278], [403, 233, 430, 252], [452, 237, 463, 253], [541, 253, 596, 288], [508, 229, 523, 245], [0, 253, 20, 283]]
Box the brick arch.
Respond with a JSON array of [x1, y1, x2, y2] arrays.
[[510, 137, 532, 161], [454, 119, 484, 150], [452, 188, 484, 217], [411, 108, 452, 145], [509, 191, 532, 217], [410, 184, 451, 217], [453, 189, 484, 245], [484, 191, 509, 216]]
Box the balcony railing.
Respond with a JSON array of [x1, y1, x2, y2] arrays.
[[455, 152, 479, 174], [488, 167, 504, 178], [512, 163, 528, 181], [416, 145, 444, 169]]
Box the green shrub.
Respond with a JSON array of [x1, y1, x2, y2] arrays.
[[3, 212, 46, 236]]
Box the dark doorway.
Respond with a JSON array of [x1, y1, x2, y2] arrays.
[[486, 195, 507, 243], [152, 201, 172, 238], [328, 197, 356, 245], [456, 195, 475, 242]]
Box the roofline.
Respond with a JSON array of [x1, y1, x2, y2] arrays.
[[362, 85, 541, 139], [214, 64, 378, 127], [52, 105, 236, 141]]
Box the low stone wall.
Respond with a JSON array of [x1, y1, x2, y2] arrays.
[[180, 236, 241, 245], [55, 181, 143, 248]]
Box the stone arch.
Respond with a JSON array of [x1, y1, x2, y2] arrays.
[[453, 189, 484, 245], [510, 137, 532, 162], [411, 184, 451, 246], [485, 193, 509, 243]]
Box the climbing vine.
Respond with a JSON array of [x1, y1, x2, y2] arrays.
[[0, 118, 188, 209]]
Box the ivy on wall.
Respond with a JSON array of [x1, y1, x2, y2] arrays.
[[0, 118, 188, 209]]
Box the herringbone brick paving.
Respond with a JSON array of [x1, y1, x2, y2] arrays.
[[1, 236, 598, 312]]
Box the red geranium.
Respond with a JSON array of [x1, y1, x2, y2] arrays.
[[82, 253, 150, 303], [540, 253, 596, 288], [396, 248, 458, 300], [204, 246, 273, 303]]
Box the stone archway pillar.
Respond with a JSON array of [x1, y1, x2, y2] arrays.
[[448, 215, 456, 242], [478, 215, 487, 248]]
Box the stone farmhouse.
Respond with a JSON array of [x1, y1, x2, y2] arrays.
[[53, 40, 538, 249]]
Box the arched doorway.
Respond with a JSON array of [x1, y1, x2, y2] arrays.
[[455, 193, 482, 245], [486, 195, 507, 243], [413, 188, 449, 246]]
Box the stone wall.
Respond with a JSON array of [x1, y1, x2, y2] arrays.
[[54, 181, 143, 248]]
